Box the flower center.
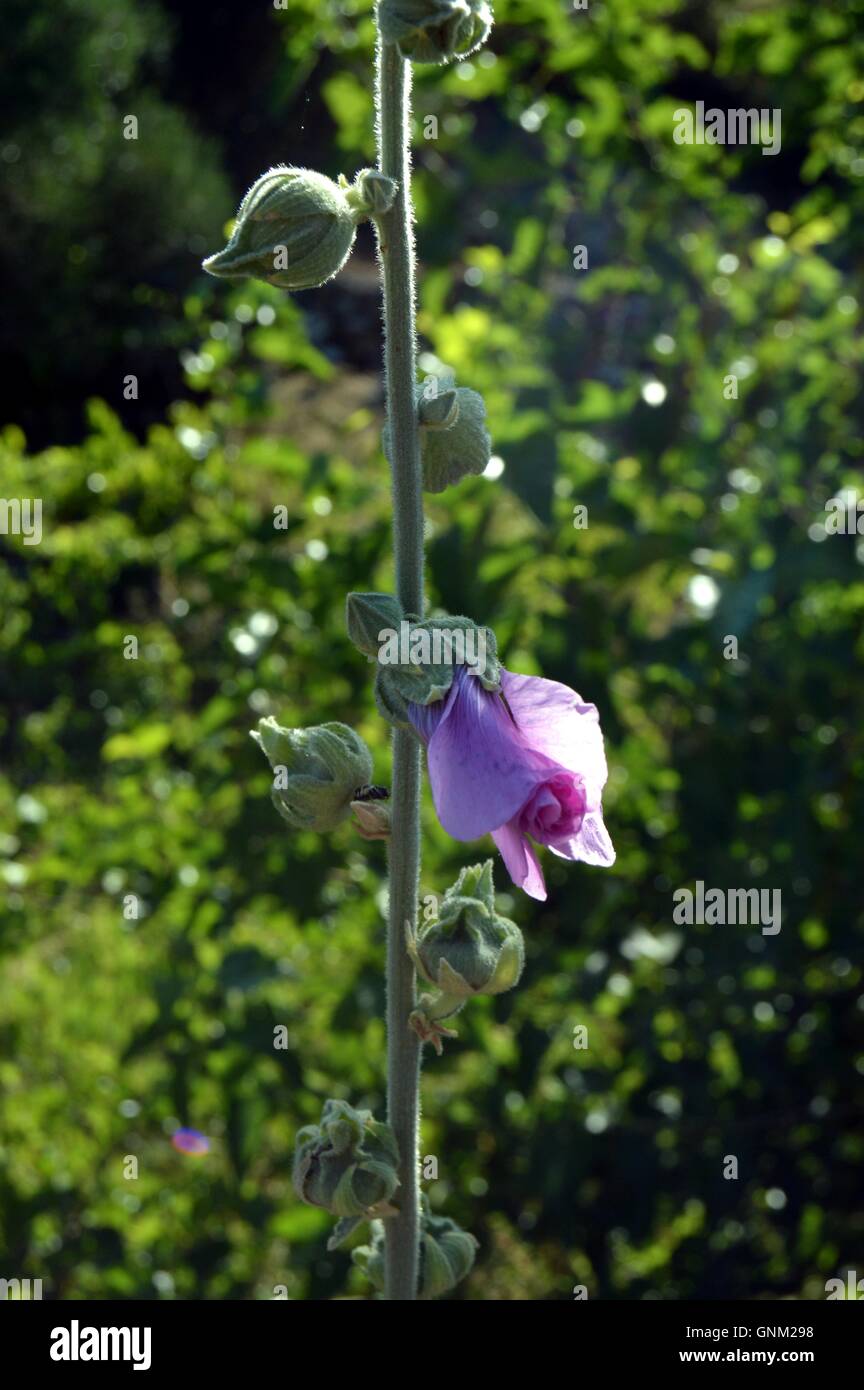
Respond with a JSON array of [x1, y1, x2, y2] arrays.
[[519, 773, 586, 842]]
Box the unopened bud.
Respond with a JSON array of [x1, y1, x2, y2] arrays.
[[293, 1099, 400, 1219], [251, 717, 374, 831], [407, 861, 524, 1030], [421, 1211, 479, 1298], [379, 0, 493, 66], [345, 168, 398, 217], [204, 166, 362, 291]]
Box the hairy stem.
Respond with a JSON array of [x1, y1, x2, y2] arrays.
[[375, 33, 424, 1300]]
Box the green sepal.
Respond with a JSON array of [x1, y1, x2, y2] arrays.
[[373, 666, 413, 728], [365, 1118, 400, 1165], [351, 1220, 386, 1292], [346, 591, 406, 659], [421, 1214, 479, 1299], [383, 376, 492, 493], [421, 387, 491, 493], [421, 1231, 455, 1299], [331, 1164, 363, 1217], [348, 594, 500, 729], [418, 385, 459, 428], [376, 614, 501, 726], [486, 935, 524, 993], [327, 1215, 365, 1252]]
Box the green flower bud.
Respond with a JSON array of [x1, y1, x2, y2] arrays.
[[345, 168, 398, 217], [378, 0, 493, 66], [203, 166, 365, 291], [409, 865, 522, 1053], [251, 717, 373, 831], [293, 1099, 400, 1220], [408, 860, 525, 1002], [383, 376, 492, 493], [421, 1211, 479, 1299], [353, 1204, 478, 1299]]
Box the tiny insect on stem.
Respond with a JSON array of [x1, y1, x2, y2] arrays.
[[353, 784, 391, 802]]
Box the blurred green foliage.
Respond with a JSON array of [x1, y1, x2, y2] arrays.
[[1, 0, 863, 1300]]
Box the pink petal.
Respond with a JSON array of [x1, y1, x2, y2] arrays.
[[492, 820, 547, 901], [413, 670, 557, 840], [501, 669, 609, 802], [548, 808, 616, 867]]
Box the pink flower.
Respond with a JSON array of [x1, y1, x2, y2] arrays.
[[408, 667, 614, 901]]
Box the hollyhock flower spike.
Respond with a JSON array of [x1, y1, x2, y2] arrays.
[[408, 667, 615, 901]]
